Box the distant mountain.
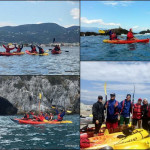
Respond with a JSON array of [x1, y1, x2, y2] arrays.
[[139, 29, 150, 34], [81, 99, 95, 105], [81, 27, 106, 33], [0, 23, 79, 44]]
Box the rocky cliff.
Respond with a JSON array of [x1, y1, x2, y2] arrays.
[[0, 76, 80, 115]]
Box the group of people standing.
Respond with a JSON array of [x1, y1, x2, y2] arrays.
[[92, 94, 150, 134], [23, 109, 66, 122], [109, 28, 135, 40]]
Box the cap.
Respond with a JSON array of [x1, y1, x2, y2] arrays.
[[110, 93, 116, 97], [98, 95, 103, 99], [138, 98, 142, 101]]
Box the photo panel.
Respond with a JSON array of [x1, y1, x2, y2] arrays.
[[0, 75, 80, 149], [0, 1, 79, 75]]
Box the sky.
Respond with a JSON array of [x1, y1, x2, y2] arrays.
[[81, 1, 150, 32], [0, 1, 79, 27], [81, 62, 150, 104]]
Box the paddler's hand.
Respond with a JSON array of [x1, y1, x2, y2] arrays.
[[105, 104, 108, 108], [96, 120, 99, 124]]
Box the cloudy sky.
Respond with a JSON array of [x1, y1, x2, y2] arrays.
[[81, 62, 150, 103], [81, 1, 150, 32], [0, 1, 79, 27]]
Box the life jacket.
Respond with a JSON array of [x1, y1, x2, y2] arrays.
[[106, 100, 119, 115], [120, 99, 132, 113], [111, 33, 117, 40], [147, 105, 150, 118], [57, 113, 63, 121], [127, 32, 134, 40], [133, 103, 142, 119], [26, 114, 29, 119], [17, 48, 21, 52], [31, 47, 37, 53]]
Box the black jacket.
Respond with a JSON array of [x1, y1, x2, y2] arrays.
[[142, 104, 148, 118], [92, 101, 104, 123]]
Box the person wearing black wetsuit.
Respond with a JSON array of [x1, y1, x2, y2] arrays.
[[37, 45, 44, 54]]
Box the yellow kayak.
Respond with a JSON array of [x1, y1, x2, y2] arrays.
[[113, 137, 150, 149], [85, 129, 149, 149], [43, 119, 72, 124]]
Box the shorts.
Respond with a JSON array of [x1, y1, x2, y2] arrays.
[[106, 121, 118, 129], [132, 118, 141, 126], [120, 116, 130, 125]]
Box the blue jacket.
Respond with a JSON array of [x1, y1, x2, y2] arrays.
[[120, 99, 132, 118], [56, 109, 65, 117], [104, 99, 120, 120]]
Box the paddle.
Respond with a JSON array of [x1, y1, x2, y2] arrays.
[[104, 82, 107, 122], [132, 85, 135, 124], [39, 93, 42, 113]]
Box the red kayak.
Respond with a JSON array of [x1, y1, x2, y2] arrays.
[[103, 38, 150, 44], [51, 49, 62, 54], [10, 118, 72, 124], [25, 50, 38, 55], [0, 52, 25, 56]]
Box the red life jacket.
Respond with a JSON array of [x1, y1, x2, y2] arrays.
[[111, 33, 117, 40], [17, 48, 21, 52], [147, 105, 150, 118], [133, 103, 142, 119], [106, 100, 119, 115], [57, 113, 63, 121], [26, 114, 29, 119], [127, 32, 134, 40]]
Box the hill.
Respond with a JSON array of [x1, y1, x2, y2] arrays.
[[0, 23, 79, 44]]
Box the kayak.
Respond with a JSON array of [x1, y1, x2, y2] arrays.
[[112, 137, 150, 149], [11, 118, 72, 125], [103, 39, 149, 44], [51, 49, 62, 54], [0, 52, 25, 56], [25, 50, 49, 56], [84, 129, 149, 149]]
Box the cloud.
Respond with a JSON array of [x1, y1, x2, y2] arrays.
[[0, 22, 16, 27], [70, 8, 79, 19], [64, 24, 77, 28], [102, 1, 134, 7], [81, 17, 121, 26], [36, 22, 43, 24], [81, 62, 150, 84]]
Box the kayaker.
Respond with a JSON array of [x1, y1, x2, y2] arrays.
[[37, 45, 44, 54], [56, 109, 65, 121], [3, 44, 15, 53], [14, 44, 23, 53], [110, 32, 118, 40], [44, 113, 49, 120], [49, 113, 54, 121], [23, 113, 30, 120], [142, 98, 149, 130], [127, 28, 135, 40], [54, 45, 61, 51], [119, 94, 132, 130], [109, 30, 112, 40], [104, 93, 120, 132], [30, 45, 37, 53], [132, 98, 142, 128], [37, 112, 45, 121], [92, 95, 104, 135]]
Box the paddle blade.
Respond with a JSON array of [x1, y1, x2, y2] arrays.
[[39, 93, 42, 100], [67, 110, 72, 113], [89, 114, 93, 117], [104, 82, 107, 95], [8, 43, 12, 46], [99, 30, 105, 34]]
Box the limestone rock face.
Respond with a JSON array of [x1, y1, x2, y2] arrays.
[[0, 76, 79, 115]]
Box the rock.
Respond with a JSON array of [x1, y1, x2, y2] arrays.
[[0, 76, 79, 115]]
